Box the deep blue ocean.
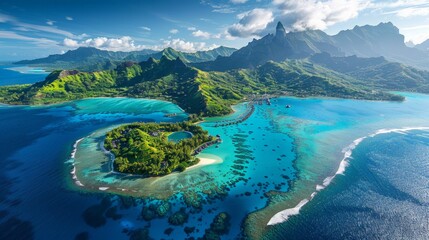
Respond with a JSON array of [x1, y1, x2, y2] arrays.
[[1, 66, 429, 240], [267, 129, 429, 239], [0, 65, 48, 86]]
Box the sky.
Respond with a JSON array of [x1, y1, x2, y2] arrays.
[[1, 0, 429, 61]]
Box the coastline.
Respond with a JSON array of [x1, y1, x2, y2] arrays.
[[267, 126, 429, 226], [187, 156, 223, 170], [70, 127, 224, 188]]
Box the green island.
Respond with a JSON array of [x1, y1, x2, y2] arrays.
[[104, 121, 219, 176], [0, 54, 412, 117]]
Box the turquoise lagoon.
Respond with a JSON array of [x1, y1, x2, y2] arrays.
[[1, 93, 429, 239]]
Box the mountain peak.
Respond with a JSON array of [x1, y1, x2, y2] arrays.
[[276, 21, 286, 38]]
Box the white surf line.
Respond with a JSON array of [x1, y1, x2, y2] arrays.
[[267, 126, 429, 226], [70, 138, 84, 159], [70, 138, 85, 187]]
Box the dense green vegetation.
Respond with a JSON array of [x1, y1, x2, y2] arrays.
[[125, 46, 237, 63], [236, 60, 404, 101], [15, 46, 236, 72], [0, 55, 407, 116], [309, 53, 429, 93], [5, 22, 429, 117], [104, 122, 215, 176]]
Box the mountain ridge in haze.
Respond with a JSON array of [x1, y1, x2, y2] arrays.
[[14, 46, 237, 71], [195, 21, 429, 71]]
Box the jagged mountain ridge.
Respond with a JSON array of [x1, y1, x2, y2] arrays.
[[14, 46, 237, 72], [195, 22, 429, 71], [124, 46, 237, 63]]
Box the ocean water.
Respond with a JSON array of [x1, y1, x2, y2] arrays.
[[267, 129, 429, 239], [1, 70, 429, 239], [0, 65, 49, 86]]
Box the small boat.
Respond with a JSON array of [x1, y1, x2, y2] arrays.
[[285, 105, 291, 108]]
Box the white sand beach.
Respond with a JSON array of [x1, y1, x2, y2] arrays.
[[187, 155, 223, 170]]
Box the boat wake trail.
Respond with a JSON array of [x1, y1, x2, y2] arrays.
[[267, 127, 429, 225]]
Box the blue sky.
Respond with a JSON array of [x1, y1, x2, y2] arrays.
[[1, 0, 429, 61]]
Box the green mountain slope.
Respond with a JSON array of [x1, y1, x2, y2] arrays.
[[125, 46, 237, 63], [0, 57, 403, 116], [14, 46, 236, 72], [15, 47, 156, 72], [236, 60, 401, 100], [2, 57, 246, 116], [309, 53, 429, 93], [331, 22, 429, 70]]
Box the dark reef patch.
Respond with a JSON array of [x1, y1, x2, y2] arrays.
[[0, 217, 34, 240]]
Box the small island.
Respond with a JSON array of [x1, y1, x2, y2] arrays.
[[104, 121, 220, 176]]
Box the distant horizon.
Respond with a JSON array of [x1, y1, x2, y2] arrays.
[[2, 0, 429, 61], [4, 20, 423, 62]]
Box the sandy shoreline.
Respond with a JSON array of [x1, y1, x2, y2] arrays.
[[187, 156, 223, 170]]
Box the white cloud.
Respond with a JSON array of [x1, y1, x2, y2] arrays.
[[140, 26, 151, 31], [46, 20, 55, 26], [192, 30, 211, 39], [169, 29, 179, 34], [370, 0, 429, 10], [62, 36, 217, 53], [19, 22, 76, 38], [227, 8, 274, 37], [400, 24, 429, 44], [63, 38, 79, 47], [0, 13, 78, 38], [225, 0, 372, 37], [272, 0, 369, 31], [369, 1, 429, 17], [0, 13, 15, 23], [66, 16, 73, 21], [0, 30, 58, 46], [187, 27, 197, 31], [213, 8, 236, 14], [231, 0, 248, 4], [392, 7, 429, 17], [159, 38, 219, 52], [62, 36, 147, 51]]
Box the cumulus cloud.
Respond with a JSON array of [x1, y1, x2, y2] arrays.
[[158, 38, 218, 52], [63, 38, 79, 47], [272, 0, 369, 31], [187, 27, 197, 31], [227, 8, 274, 37], [225, 0, 371, 38], [192, 30, 211, 39], [62, 36, 216, 53], [62, 36, 147, 51], [169, 29, 179, 34]]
